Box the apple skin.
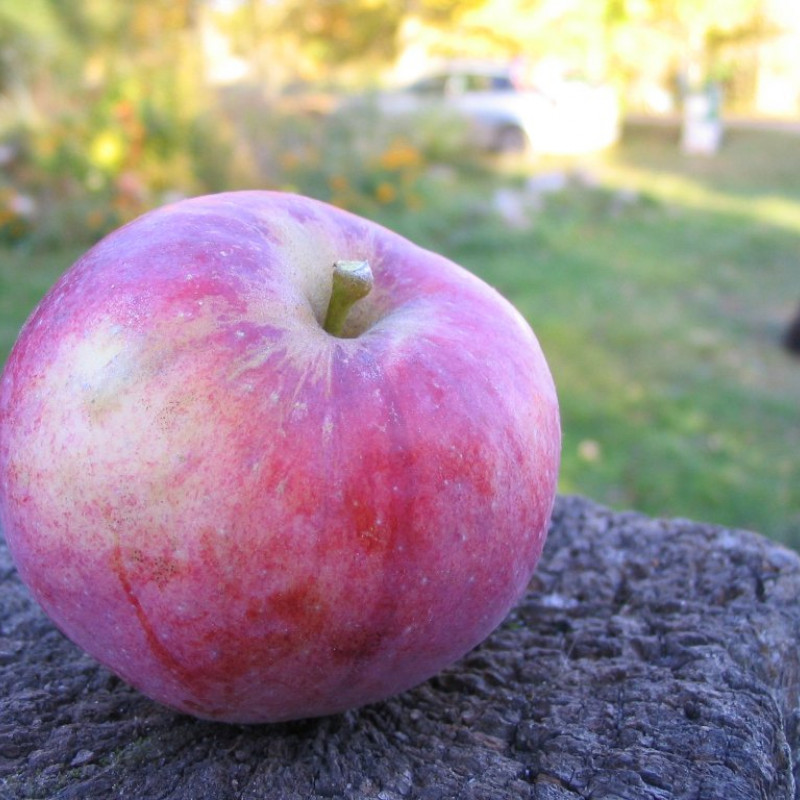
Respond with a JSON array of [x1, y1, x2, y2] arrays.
[[0, 191, 560, 723]]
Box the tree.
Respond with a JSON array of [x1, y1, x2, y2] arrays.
[[275, 0, 487, 75], [0, 0, 87, 118], [638, 0, 773, 85]]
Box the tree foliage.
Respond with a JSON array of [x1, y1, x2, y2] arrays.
[[264, 0, 486, 72], [0, 0, 790, 117]]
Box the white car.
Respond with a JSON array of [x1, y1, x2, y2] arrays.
[[369, 64, 620, 156]]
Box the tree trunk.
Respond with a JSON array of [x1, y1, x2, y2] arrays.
[[2, 495, 799, 799]]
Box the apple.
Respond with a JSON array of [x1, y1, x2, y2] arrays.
[[0, 191, 560, 723]]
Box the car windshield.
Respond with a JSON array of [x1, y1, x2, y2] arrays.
[[408, 71, 516, 95]]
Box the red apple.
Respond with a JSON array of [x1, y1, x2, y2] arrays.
[[0, 191, 560, 723]]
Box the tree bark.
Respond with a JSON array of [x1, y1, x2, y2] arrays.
[[2, 495, 799, 799]]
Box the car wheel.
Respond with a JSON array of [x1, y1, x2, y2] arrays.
[[493, 125, 528, 154]]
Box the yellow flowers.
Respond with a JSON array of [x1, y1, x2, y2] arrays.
[[368, 138, 424, 210], [89, 131, 126, 171], [11, 100, 439, 245], [314, 138, 426, 213], [375, 181, 397, 204], [328, 175, 350, 193], [377, 140, 422, 172]]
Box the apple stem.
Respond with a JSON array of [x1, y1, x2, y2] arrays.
[[323, 260, 374, 337]]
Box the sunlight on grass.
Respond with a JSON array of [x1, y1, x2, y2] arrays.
[[449, 129, 800, 546], [599, 166, 800, 234]]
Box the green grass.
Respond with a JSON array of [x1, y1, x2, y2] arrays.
[[471, 126, 800, 545], [0, 245, 85, 364], [1, 125, 799, 546], [388, 124, 800, 545]]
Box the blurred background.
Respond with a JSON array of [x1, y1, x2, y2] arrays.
[[1, 0, 799, 546]]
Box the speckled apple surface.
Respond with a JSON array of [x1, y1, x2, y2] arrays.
[[0, 191, 560, 722]]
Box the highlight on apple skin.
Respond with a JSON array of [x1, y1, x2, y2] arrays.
[[0, 191, 560, 723]]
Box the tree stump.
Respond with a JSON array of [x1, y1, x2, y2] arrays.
[[2, 495, 799, 799], [784, 303, 800, 355]]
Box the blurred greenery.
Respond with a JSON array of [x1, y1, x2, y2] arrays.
[[1, 0, 794, 241], [1, 1, 799, 546], [2, 124, 799, 547]]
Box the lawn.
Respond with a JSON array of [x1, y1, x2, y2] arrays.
[[452, 124, 800, 546], [1, 124, 799, 547]]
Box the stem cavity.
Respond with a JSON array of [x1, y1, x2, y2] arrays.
[[323, 260, 374, 337]]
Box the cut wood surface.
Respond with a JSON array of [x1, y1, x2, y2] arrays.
[[2, 495, 799, 799]]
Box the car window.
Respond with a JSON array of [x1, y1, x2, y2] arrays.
[[460, 74, 511, 92], [491, 75, 515, 91], [461, 74, 487, 92], [408, 71, 516, 96], [409, 76, 448, 95]]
